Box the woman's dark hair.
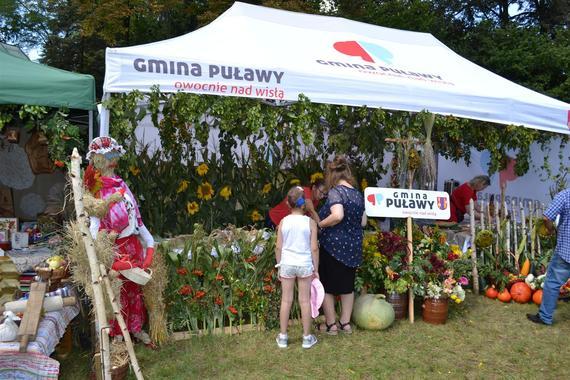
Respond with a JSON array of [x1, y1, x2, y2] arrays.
[[325, 155, 356, 190]]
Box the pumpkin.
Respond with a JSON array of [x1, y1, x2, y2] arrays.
[[497, 288, 512, 303], [352, 294, 395, 330], [510, 282, 532, 303], [532, 289, 543, 305], [485, 286, 498, 299], [520, 259, 531, 276]]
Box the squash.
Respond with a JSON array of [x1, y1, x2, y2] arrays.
[[510, 282, 532, 303], [497, 288, 512, 303], [485, 286, 498, 299], [352, 294, 395, 330], [532, 289, 543, 305], [520, 259, 531, 276]]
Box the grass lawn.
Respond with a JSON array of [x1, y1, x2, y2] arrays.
[[59, 294, 570, 379]]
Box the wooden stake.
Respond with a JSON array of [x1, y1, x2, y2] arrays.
[[529, 202, 535, 259], [520, 202, 528, 259], [495, 200, 500, 257], [480, 201, 485, 230], [512, 200, 518, 260], [70, 148, 112, 380], [406, 216, 414, 323], [506, 221, 511, 265], [469, 199, 479, 294], [99, 264, 144, 380]]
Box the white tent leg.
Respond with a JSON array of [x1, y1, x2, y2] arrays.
[[99, 93, 111, 137], [88, 110, 94, 146]]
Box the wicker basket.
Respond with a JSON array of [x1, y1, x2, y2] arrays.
[[34, 266, 68, 281]]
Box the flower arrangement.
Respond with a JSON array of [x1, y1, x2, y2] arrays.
[[355, 232, 386, 293], [164, 224, 279, 333], [412, 228, 469, 303], [378, 231, 413, 295]]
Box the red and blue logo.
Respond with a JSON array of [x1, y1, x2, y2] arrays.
[[436, 197, 448, 210], [366, 193, 383, 206], [333, 41, 394, 64]]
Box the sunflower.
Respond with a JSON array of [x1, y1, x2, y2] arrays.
[[290, 178, 301, 185], [361, 178, 368, 190], [196, 163, 209, 176], [219, 186, 232, 200], [186, 201, 199, 215], [310, 172, 324, 184], [129, 166, 141, 176], [251, 209, 263, 222], [197, 182, 214, 200], [261, 183, 272, 194], [177, 180, 189, 193]]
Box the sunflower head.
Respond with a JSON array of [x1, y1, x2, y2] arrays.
[[220, 186, 232, 200], [186, 201, 199, 215], [196, 163, 209, 176], [177, 180, 189, 193], [251, 209, 263, 222], [261, 183, 272, 195], [290, 178, 301, 186], [310, 172, 324, 184], [197, 182, 214, 200]]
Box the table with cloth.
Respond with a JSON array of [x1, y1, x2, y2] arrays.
[[0, 302, 79, 379], [5, 246, 54, 273]]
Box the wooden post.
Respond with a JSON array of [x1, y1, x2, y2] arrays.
[[480, 201, 485, 230], [529, 202, 535, 259], [469, 199, 479, 294], [100, 264, 144, 380], [506, 221, 511, 265], [512, 200, 518, 261], [407, 216, 414, 323], [70, 148, 112, 380], [535, 204, 542, 258], [493, 201, 496, 256], [520, 202, 528, 259]]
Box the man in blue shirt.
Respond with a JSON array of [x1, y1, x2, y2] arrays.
[[528, 189, 570, 325]]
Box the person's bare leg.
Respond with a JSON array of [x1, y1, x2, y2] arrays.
[[279, 277, 295, 335], [297, 276, 312, 336]]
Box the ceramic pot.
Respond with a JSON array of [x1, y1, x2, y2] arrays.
[[386, 291, 408, 320], [422, 297, 449, 325]]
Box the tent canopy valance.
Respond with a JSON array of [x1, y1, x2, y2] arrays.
[[102, 1, 570, 135], [0, 50, 96, 111]]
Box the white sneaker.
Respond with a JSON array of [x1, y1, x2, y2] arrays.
[[276, 333, 288, 348], [302, 334, 317, 349]]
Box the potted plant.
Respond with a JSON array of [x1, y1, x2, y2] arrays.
[[356, 232, 387, 294], [377, 231, 411, 319], [412, 228, 468, 324]]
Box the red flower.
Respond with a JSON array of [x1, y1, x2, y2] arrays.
[[192, 269, 204, 277], [54, 160, 65, 168], [214, 296, 223, 305], [178, 285, 192, 296], [263, 275, 272, 283], [195, 290, 206, 299], [245, 256, 257, 263], [447, 252, 459, 261], [236, 290, 245, 298], [263, 284, 273, 293], [215, 274, 224, 281], [177, 268, 188, 276], [228, 306, 238, 315]]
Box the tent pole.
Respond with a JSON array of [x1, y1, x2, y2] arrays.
[[99, 93, 111, 137], [88, 110, 93, 146]]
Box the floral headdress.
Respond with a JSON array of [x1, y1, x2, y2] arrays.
[[86, 136, 126, 160]]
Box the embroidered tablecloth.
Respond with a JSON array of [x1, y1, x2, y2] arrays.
[[0, 304, 80, 379], [6, 246, 53, 273]]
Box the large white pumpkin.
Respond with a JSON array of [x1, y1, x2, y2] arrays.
[[352, 294, 395, 330]]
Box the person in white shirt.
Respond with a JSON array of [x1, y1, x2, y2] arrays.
[[275, 186, 319, 349]]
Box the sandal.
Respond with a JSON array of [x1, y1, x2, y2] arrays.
[[338, 321, 352, 334], [315, 321, 338, 335]]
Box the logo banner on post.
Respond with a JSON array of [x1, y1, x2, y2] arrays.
[[364, 187, 450, 220]]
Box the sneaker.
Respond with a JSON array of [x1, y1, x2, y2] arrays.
[[526, 313, 549, 326], [276, 333, 288, 348], [302, 334, 317, 349]]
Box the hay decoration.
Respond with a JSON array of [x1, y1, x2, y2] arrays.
[[143, 245, 169, 345], [110, 340, 129, 368], [64, 221, 122, 319]]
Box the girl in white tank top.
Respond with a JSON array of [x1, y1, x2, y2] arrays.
[[275, 186, 319, 349]]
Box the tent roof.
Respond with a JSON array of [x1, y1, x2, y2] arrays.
[[103, 2, 570, 134], [0, 43, 29, 60], [0, 50, 96, 110]]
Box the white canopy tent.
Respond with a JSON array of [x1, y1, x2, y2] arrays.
[[101, 2, 570, 135]]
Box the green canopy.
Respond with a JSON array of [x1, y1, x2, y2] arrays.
[[0, 50, 96, 110]]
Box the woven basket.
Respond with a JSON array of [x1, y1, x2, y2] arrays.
[[35, 266, 68, 281], [120, 267, 153, 285]]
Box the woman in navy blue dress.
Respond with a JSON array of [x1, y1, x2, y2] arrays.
[[313, 155, 366, 334]]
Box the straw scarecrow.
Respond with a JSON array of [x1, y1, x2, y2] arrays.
[[83, 136, 156, 348]]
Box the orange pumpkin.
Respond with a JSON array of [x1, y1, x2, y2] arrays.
[[497, 289, 512, 303], [532, 289, 543, 305], [485, 286, 498, 299], [510, 282, 532, 303]]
